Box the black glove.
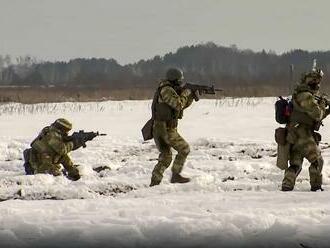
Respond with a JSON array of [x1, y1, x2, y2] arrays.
[[325, 107, 330, 117], [71, 134, 85, 150], [192, 90, 200, 101], [67, 167, 81, 181]]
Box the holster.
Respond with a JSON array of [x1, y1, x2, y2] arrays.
[[141, 119, 154, 141], [274, 127, 287, 145], [276, 143, 290, 170], [275, 127, 289, 170]]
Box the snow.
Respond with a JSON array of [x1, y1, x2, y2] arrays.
[[0, 98, 330, 247]]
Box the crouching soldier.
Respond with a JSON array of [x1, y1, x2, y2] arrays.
[[149, 68, 197, 187], [282, 64, 330, 191], [23, 118, 85, 181]]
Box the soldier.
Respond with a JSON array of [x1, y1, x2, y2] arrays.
[[150, 68, 197, 187], [282, 64, 329, 191], [23, 118, 85, 181]]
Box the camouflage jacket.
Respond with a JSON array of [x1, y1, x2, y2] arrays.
[[290, 84, 327, 127], [31, 126, 74, 157], [152, 81, 193, 121]]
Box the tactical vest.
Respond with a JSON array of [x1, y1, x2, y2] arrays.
[[289, 94, 316, 128], [152, 83, 180, 121]]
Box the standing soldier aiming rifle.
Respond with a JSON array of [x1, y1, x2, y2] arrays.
[[143, 68, 222, 187], [280, 61, 330, 191]]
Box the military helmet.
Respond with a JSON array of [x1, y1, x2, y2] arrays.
[[302, 59, 324, 85], [303, 69, 323, 83], [166, 68, 184, 82], [52, 118, 72, 132]]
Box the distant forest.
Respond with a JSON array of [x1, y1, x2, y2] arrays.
[[1, 42, 330, 101]]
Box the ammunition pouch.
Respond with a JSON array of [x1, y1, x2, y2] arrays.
[[141, 119, 154, 141], [275, 127, 287, 145], [276, 143, 290, 170], [275, 127, 290, 170]]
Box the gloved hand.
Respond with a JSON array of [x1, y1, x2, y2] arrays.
[[319, 98, 327, 109], [181, 88, 192, 97], [67, 166, 81, 181], [325, 107, 330, 117], [192, 90, 200, 101], [71, 134, 85, 150]]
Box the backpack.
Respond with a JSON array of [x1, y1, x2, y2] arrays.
[[275, 96, 293, 124]]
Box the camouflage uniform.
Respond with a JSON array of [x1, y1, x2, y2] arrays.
[[23, 119, 81, 180], [150, 79, 194, 186], [282, 71, 329, 191]]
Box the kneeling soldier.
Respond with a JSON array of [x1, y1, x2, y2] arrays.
[[23, 118, 85, 181]]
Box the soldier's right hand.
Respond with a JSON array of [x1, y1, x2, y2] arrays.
[[192, 90, 200, 101], [319, 97, 328, 108], [67, 167, 81, 181], [325, 107, 330, 117], [72, 135, 85, 150], [181, 88, 192, 97]]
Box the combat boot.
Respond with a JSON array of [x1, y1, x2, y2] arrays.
[[149, 180, 160, 187], [66, 166, 80, 181], [311, 185, 324, 192], [281, 185, 294, 192], [170, 173, 190, 184]]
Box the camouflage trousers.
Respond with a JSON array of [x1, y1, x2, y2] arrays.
[[151, 121, 190, 185], [23, 148, 79, 179], [282, 125, 323, 190]]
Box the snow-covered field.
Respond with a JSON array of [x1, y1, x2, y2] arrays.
[[1, 98, 330, 248]]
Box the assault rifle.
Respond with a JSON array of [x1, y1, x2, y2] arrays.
[[312, 95, 330, 131], [314, 95, 330, 106], [182, 83, 223, 101], [67, 130, 107, 148]]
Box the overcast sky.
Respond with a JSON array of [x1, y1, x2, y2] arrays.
[[0, 0, 329, 64]]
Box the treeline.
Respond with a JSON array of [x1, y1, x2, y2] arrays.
[[1, 42, 330, 96]]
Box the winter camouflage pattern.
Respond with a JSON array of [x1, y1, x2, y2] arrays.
[[158, 81, 193, 113], [24, 124, 80, 180], [282, 83, 328, 191], [150, 81, 194, 185]]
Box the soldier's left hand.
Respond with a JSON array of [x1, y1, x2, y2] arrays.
[[192, 90, 200, 101], [325, 107, 330, 117], [319, 97, 327, 108]]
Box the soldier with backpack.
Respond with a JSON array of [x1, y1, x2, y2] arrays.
[[276, 61, 330, 191]]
